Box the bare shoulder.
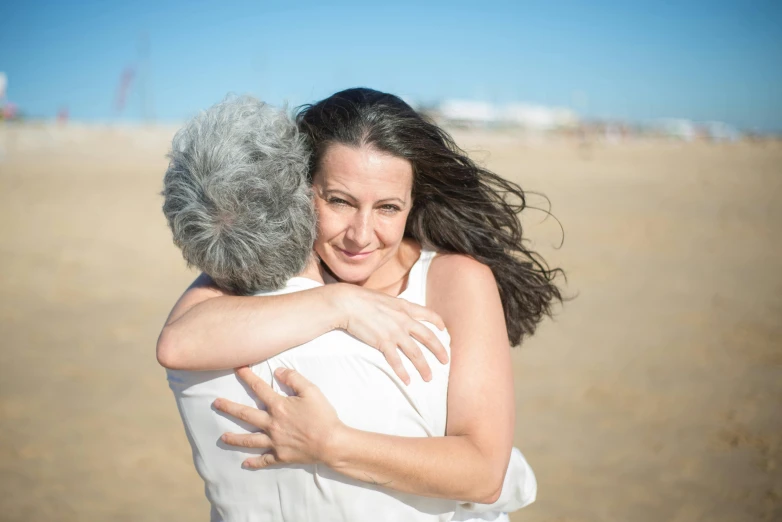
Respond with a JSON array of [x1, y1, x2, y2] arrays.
[[429, 254, 496, 293], [427, 254, 500, 318]]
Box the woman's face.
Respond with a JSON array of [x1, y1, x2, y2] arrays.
[[311, 143, 413, 285]]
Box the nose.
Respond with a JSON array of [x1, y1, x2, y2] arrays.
[[344, 209, 373, 249]]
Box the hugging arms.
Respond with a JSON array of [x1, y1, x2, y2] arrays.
[[162, 247, 515, 502], [158, 89, 561, 518]]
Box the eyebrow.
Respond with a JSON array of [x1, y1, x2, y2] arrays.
[[322, 189, 407, 206]]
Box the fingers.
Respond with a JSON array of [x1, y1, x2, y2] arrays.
[[242, 452, 279, 470], [406, 302, 446, 331], [236, 367, 279, 406], [221, 431, 272, 450], [397, 336, 433, 382], [273, 368, 314, 396], [409, 322, 450, 365], [379, 342, 411, 385], [213, 398, 271, 429]]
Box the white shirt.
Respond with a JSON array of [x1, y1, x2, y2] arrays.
[[167, 277, 536, 522]]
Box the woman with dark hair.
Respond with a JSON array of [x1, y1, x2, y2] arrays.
[[296, 88, 561, 345], [157, 87, 562, 506]]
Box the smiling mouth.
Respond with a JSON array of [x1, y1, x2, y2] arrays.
[[337, 248, 374, 259]]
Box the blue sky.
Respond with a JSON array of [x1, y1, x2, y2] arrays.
[[2, 0, 781, 131]]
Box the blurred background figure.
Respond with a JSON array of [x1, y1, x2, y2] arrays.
[[56, 106, 69, 125], [0, 72, 15, 121], [0, 1, 780, 521], [0, 72, 7, 109]]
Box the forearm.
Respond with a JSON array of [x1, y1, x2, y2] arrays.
[[157, 286, 343, 370], [326, 427, 508, 504]]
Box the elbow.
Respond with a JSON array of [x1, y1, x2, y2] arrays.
[[475, 481, 503, 505], [466, 461, 506, 505], [156, 326, 185, 370]]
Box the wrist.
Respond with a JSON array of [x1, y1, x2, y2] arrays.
[[321, 422, 352, 470], [321, 284, 352, 331]]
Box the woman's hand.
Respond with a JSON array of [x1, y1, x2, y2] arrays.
[[214, 367, 343, 469], [328, 284, 449, 384]]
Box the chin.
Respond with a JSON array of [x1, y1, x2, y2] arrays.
[[326, 261, 375, 284], [317, 245, 378, 284]]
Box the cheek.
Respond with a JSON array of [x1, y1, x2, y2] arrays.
[[377, 213, 409, 246], [314, 205, 344, 243]]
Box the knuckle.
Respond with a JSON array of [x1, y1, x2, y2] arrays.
[[405, 341, 423, 357], [276, 449, 290, 462], [389, 309, 405, 321]]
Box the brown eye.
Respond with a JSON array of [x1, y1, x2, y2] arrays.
[[328, 197, 350, 206]]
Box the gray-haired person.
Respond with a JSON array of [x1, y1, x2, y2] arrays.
[[160, 95, 536, 521], [162, 95, 315, 294]]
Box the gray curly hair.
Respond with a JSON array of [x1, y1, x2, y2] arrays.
[[162, 95, 316, 294]]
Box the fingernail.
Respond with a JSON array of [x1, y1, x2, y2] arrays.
[[241, 461, 250, 469], [213, 399, 221, 408]]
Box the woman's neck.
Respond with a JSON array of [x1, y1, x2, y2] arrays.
[[359, 238, 421, 296]]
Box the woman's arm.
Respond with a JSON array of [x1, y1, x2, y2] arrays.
[[217, 255, 514, 503], [156, 273, 340, 370], [156, 273, 448, 382], [327, 255, 514, 502]]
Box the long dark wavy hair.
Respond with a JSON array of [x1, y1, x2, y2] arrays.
[[296, 88, 563, 346]]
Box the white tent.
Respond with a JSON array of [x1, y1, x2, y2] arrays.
[[501, 103, 578, 130], [439, 100, 497, 125], [438, 99, 578, 129]]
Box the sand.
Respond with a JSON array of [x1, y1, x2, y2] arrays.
[[0, 123, 780, 521]]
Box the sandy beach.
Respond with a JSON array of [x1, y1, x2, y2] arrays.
[[0, 123, 780, 521]]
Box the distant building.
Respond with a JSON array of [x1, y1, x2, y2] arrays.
[[655, 119, 741, 142], [501, 103, 578, 130], [438, 100, 498, 126], [702, 121, 740, 142], [657, 119, 698, 141], [437, 99, 579, 130]]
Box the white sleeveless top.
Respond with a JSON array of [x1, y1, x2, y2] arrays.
[[167, 249, 535, 522], [397, 248, 438, 306], [322, 248, 535, 519]]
